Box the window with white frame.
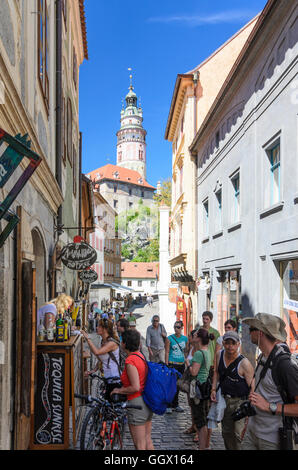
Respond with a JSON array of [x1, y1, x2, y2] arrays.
[[230, 171, 240, 223], [214, 188, 222, 232], [268, 141, 280, 205], [202, 198, 209, 237]]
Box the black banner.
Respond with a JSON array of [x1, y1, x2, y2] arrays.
[[34, 352, 65, 445]]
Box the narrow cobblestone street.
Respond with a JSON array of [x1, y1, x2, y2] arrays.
[[74, 300, 225, 451]]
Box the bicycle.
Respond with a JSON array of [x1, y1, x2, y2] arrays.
[[75, 392, 142, 450]]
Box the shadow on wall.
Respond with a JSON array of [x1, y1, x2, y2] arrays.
[[241, 292, 256, 365]]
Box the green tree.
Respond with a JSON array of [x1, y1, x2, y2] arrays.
[[153, 178, 172, 208]]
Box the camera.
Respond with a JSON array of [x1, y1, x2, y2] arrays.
[[231, 400, 256, 421]]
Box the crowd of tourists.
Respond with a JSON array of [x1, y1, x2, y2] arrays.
[[82, 305, 298, 451]]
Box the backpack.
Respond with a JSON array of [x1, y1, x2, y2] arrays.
[[132, 353, 182, 415], [271, 348, 298, 443], [257, 345, 298, 443]]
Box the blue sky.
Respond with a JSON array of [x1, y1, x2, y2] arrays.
[[79, 0, 268, 188]]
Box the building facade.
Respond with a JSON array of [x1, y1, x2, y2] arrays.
[[121, 262, 159, 297], [189, 0, 298, 360], [87, 164, 156, 217], [165, 14, 258, 330], [0, 0, 88, 449]]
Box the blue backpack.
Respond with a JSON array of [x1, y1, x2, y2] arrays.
[[132, 353, 182, 415]]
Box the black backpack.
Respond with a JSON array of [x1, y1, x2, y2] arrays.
[[258, 345, 298, 443]]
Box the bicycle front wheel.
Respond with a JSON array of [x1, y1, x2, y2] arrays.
[[80, 406, 104, 450]]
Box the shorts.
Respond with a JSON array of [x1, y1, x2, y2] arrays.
[[126, 395, 153, 426]]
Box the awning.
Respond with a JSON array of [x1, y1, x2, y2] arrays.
[[90, 283, 114, 289], [110, 282, 135, 292]]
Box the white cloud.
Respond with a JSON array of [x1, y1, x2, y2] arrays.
[[147, 10, 258, 26]]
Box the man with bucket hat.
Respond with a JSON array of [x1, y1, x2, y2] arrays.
[[211, 330, 254, 450], [241, 313, 298, 450]]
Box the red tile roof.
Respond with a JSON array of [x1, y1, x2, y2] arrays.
[[86, 164, 156, 190], [121, 262, 159, 279]]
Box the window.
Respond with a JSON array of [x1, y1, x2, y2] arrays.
[[37, 0, 49, 109], [139, 150, 143, 160], [138, 280, 142, 287], [141, 190, 144, 198], [73, 145, 77, 196], [62, 96, 66, 164], [129, 188, 132, 196], [215, 189, 222, 231], [180, 166, 183, 195], [151, 280, 155, 287], [73, 48, 78, 89], [269, 143, 280, 205], [129, 202, 133, 208], [203, 199, 209, 237], [115, 264, 120, 277], [127, 280, 132, 287], [118, 151, 122, 162], [114, 185, 117, 193], [113, 200, 118, 209], [230, 172, 240, 223], [62, 0, 67, 28], [67, 98, 73, 165]]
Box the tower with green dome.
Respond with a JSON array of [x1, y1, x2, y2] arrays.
[[116, 74, 147, 179]]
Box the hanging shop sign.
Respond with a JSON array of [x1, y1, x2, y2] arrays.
[[61, 236, 97, 271], [78, 268, 98, 284], [0, 129, 42, 247]]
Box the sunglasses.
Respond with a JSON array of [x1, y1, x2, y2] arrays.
[[174, 325, 182, 329], [249, 327, 259, 333]]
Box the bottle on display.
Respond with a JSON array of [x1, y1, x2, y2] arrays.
[[47, 319, 55, 342], [63, 315, 69, 342], [56, 314, 65, 342], [38, 319, 46, 342]]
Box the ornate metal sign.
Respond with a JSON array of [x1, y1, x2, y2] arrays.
[[60, 238, 97, 271], [78, 269, 98, 284]]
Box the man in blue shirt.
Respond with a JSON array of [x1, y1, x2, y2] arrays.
[[165, 320, 188, 413]]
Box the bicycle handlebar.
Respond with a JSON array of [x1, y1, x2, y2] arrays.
[[74, 393, 142, 410]]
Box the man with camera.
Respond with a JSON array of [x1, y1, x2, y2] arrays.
[[241, 313, 298, 450], [211, 331, 254, 450]]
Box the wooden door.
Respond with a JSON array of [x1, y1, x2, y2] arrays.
[[15, 260, 36, 449]]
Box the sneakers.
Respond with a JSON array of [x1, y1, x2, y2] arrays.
[[174, 406, 184, 413], [166, 408, 172, 414]]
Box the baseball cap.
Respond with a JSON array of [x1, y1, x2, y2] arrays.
[[223, 331, 240, 343]]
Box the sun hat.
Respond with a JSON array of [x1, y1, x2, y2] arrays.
[[242, 313, 287, 342], [223, 331, 240, 343]]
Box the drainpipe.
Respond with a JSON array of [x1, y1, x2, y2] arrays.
[[55, 0, 63, 234]]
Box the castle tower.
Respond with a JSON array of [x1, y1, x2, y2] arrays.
[[116, 74, 147, 179]]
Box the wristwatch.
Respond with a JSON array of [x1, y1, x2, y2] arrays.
[[269, 403, 277, 415]]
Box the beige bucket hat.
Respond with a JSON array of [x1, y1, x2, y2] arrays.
[[242, 313, 287, 342]]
